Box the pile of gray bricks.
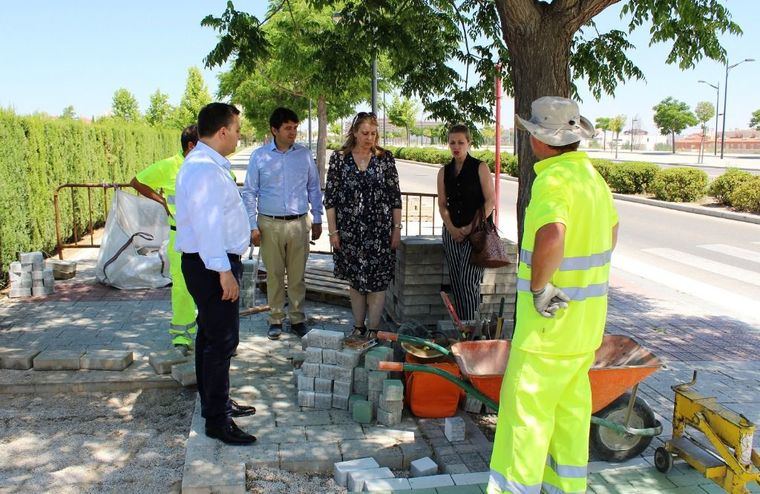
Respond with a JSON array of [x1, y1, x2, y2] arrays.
[[8, 252, 55, 298], [296, 329, 361, 410], [349, 345, 404, 426], [385, 236, 518, 327], [45, 258, 76, 280], [240, 257, 259, 309]]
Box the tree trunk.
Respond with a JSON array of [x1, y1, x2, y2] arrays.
[[602, 131, 606, 151], [504, 19, 573, 249], [671, 130, 676, 154], [316, 96, 327, 187], [614, 132, 619, 159]]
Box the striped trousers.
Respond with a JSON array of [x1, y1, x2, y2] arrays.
[[442, 229, 484, 320]]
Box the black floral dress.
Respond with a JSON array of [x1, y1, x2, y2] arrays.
[[324, 150, 402, 293]]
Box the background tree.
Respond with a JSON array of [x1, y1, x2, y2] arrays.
[[653, 97, 698, 154], [595, 117, 610, 151], [145, 89, 174, 127], [750, 109, 760, 130], [111, 88, 140, 121], [608, 115, 626, 160], [206, 0, 739, 244], [387, 96, 418, 147], [694, 101, 715, 161], [61, 105, 77, 120], [173, 67, 212, 128]]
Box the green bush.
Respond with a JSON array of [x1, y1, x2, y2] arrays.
[[606, 162, 660, 194], [651, 167, 709, 202], [591, 159, 615, 183], [728, 176, 760, 213], [0, 109, 177, 275], [708, 168, 753, 205]]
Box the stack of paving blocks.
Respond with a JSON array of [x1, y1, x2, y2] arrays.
[[349, 345, 398, 425], [8, 252, 55, 298], [240, 257, 258, 308], [385, 236, 518, 327], [296, 329, 361, 410], [45, 258, 76, 280], [377, 379, 404, 426]]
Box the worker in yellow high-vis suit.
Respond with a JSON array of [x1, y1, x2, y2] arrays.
[[130, 125, 199, 350], [488, 97, 619, 494]]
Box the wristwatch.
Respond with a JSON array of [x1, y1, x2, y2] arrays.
[[394, 223, 403, 230]]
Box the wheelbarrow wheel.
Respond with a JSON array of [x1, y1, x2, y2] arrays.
[[589, 392, 656, 462], [654, 446, 673, 473]]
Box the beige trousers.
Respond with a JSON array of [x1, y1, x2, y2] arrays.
[[259, 214, 310, 325]]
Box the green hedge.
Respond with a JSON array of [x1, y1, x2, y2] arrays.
[[708, 168, 753, 206], [0, 109, 178, 275], [728, 176, 760, 213], [606, 162, 660, 194], [590, 159, 615, 183], [651, 167, 709, 202], [378, 145, 519, 176]]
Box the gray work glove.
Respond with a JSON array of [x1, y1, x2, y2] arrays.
[[531, 282, 570, 318]]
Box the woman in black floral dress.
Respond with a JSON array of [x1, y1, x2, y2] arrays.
[[324, 112, 402, 338]]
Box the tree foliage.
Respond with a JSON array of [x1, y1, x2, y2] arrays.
[[111, 88, 140, 121], [595, 117, 611, 150], [749, 109, 760, 131], [608, 115, 626, 159], [695, 101, 715, 126], [653, 97, 698, 153], [61, 105, 77, 120], [174, 67, 212, 129], [387, 96, 418, 146], [146, 89, 174, 127]]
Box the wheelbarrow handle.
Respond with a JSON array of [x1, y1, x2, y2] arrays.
[[378, 361, 404, 372], [391, 333, 452, 357], [377, 331, 399, 342]]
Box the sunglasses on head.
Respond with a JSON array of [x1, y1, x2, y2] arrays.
[[352, 111, 377, 127]]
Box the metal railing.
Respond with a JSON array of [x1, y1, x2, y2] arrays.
[[53, 182, 440, 257]]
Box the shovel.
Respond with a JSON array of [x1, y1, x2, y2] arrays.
[[239, 243, 271, 316]]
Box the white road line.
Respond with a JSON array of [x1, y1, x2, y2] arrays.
[[612, 253, 759, 319], [699, 244, 760, 264], [643, 247, 760, 288]]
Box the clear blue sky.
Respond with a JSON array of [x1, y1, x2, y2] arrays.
[[1, 1, 758, 135]]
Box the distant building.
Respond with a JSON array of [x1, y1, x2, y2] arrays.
[[676, 129, 760, 153]]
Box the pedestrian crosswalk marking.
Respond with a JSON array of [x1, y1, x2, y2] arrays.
[[699, 244, 760, 265], [643, 248, 760, 288]]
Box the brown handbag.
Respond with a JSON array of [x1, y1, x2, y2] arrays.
[[468, 210, 510, 268]]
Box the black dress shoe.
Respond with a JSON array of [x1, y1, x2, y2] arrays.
[[230, 399, 256, 417], [205, 421, 257, 445], [290, 322, 308, 337], [268, 323, 282, 340]]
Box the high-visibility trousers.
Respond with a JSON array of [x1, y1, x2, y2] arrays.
[[487, 348, 595, 494], [167, 228, 197, 332]]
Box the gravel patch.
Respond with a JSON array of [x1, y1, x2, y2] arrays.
[[0, 388, 194, 493], [246, 466, 347, 494]]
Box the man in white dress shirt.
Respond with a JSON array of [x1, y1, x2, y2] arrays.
[[175, 102, 257, 445]]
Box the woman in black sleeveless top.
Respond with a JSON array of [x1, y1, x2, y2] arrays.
[[436, 124, 495, 320]]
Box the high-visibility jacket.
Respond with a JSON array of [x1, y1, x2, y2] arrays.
[[135, 152, 184, 226], [512, 151, 618, 356]]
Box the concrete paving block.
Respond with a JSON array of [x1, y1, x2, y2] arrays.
[[171, 361, 196, 386], [368, 389, 381, 404], [148, 349, 187, 374], [182, 459, 246, 494], [349, 394, 366, 414], [354, 367, 369, 391], [411, 457, 439, 477], [462, 394, 484, 413], [314, 392, 332, 409], [365, 347, 394, 371], [352, 399, 374, 424], [319, 364, 339, 380], [8, 287, 31, 298], [400, 439, 433, 469], [336, 348, 363, 368], [443, 463, 470, 474], [452, 472, 490, 485], [305, 347, 323, 363], [0, 349, 40, 370], [381, 379, 404, 401], [321, 329, 344, 350], [315, 377, 333, 393], [377, 407, 402, 426], [333, 457, 380, 487], [333, 379, 352, 398], [301, 362, 320, 377], [33, 350, 84, 370], [297, 374, 315, 391], [368, 371, 389, 391], [347, 467, 394, 492], [322, 348, 338, 365], [298, 391, 315, 407], [80, 350, 134, 371], [379, 397, 403, 414], [409, 474, 454, 489], [19, 252, 43, 264], [342, 439, 404, 470], [334, 366, 353, 384], [436, 484, 481, 493], [280, 443, 342, 474], [332, 394, 348, 410], [362, 477, 411, 491], [444, 416, 466, 442]]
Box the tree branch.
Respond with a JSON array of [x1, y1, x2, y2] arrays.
[[568, 0, 621, 32]]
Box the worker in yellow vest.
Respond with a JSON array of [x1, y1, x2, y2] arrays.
[[130, 125, 199, 350], [488, 97, 619, 494]]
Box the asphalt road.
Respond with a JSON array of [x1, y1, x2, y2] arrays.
[[396, 160, 760, 325]]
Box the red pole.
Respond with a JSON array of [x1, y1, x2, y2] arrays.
[[494, 64, 502, 224]]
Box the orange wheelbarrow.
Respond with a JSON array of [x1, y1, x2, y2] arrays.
[[378, 332, 663, 462]]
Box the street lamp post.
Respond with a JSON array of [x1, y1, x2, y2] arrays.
[[720, 58, 755, 159], [697, 80, 720, 155]]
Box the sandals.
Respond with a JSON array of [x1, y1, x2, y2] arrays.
[[349, 326, 378, 341]]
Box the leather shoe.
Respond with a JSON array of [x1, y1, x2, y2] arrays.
[[268, 323, 282, 340], [290, 322, 308, 337], [205, 420, 256, 445], [230, 399, 256, 417]]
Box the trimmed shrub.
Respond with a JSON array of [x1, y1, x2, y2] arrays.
[[591, 159, 615, 183], [651, 167, 708, 202], [708, 168, 753, 205], [606, 161, 660, 194], [728, 176, 760, 213]]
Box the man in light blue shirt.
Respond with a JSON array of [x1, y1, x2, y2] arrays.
[[242, 107, 323, 340], [175, 102, 257, 445]]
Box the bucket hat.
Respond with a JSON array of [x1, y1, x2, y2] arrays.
[[516, 96, 595, 146]]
